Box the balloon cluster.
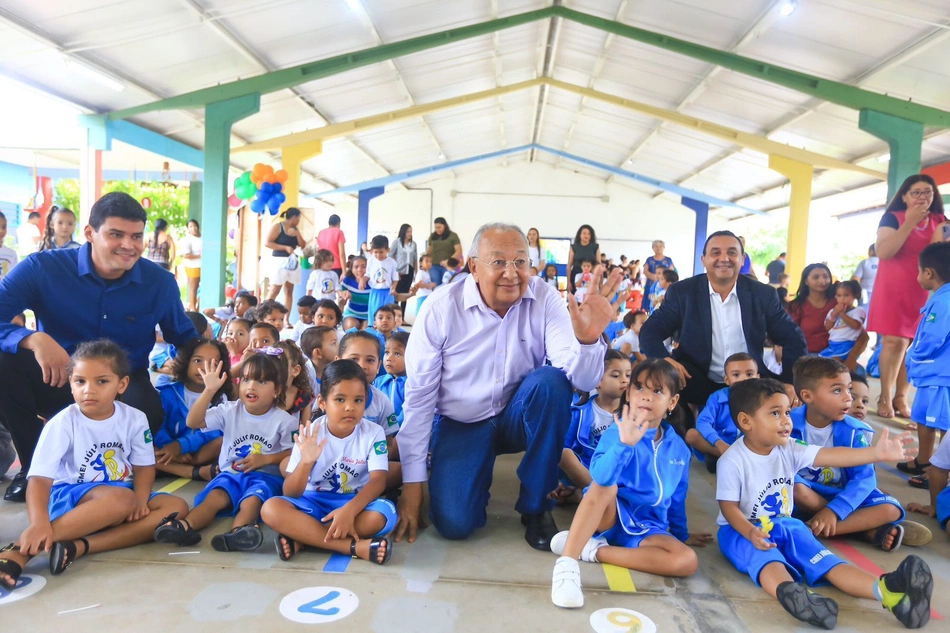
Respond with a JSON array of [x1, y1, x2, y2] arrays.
[[232, 163, 290, 215]]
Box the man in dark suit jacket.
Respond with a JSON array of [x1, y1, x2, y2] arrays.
[[640, 231, 806, 409]]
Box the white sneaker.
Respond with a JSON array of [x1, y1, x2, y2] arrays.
[[552, 556, 584, 608], [550, 530, 606, 563]]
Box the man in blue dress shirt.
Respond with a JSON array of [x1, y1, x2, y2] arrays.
[[0, 192, 198, 501]]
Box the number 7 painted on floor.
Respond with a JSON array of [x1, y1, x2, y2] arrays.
[[297, 590, 341, 616]]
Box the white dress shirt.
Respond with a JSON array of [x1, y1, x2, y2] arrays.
[[708, 282, 747, 382], [398, 274, 607, 483]]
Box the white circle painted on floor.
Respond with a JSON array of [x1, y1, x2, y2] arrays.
[[0, 574, 46, 606], [590, 608, 656, 633], [279, 587, 358, 624]]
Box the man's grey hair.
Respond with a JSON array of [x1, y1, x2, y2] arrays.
[[468, 222, 529, 258]]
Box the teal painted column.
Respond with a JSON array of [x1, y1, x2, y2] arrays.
[[858, 109, 923, 202], [200, 94, 260, 309], [188, 181, 203, 223]]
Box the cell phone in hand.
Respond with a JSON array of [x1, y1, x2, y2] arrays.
[[943, 223, 950, 241]]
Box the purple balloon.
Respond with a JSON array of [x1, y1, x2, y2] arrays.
[[228, 229, 235, 240]]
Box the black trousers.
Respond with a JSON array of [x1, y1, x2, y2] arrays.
[[396, 266, 414, 311], [0, 348, 164, 471], [678, 356, 725, 409]]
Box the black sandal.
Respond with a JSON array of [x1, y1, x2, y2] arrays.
[[0, 543, 23, 591], [153, 512, 202, 546], [351, 536, 393, 565], [897, 459, 929, 476], [210, 525, 263, 552], [191, 463, 220, 481], [275, 533, 299, 561], [49, 537, 89, 575], [870, 523, 904, 552], [909, 475, 930, 490]]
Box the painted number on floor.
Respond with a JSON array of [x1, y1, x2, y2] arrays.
[[279, 586, 358, 624], [589, 608, 656, 633], [0, 574, 46, 606]]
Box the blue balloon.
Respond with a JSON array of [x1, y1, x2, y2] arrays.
[[274, 193, 286, 204], [267, 197, 282, 213], [260, 182, 273, 195], [272, 182, 282, 194], [250, 198, 266, 214]]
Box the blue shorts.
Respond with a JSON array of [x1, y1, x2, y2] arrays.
[[910, 385, 950, 431], [937, 487, 950, 530], [819, 340, 857, 360], [48, 481, 162, 523], [718, 517, 845, 587], [368, 288, 394, 325], [794, 485, 906, 522], [194, 471, 283, 517], [597, 519, 670, 548], [277, 490, 397, 536]]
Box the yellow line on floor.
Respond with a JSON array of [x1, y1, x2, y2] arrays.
[[157, 478, 191, 494], [602, 563, 636, 592]]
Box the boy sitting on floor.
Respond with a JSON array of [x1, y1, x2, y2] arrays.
[[685, 353, 759, 472], [717, 378, 933, 630], [790, 356, 931, 551]]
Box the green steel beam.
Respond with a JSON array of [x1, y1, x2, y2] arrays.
[[107, 7, 557, 121], [554, 6, 950, 127], [106, 6, 950, 128]]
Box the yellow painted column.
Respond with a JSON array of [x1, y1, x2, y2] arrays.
[[768, 155, 814, 294], [280, 140, 323, 212]]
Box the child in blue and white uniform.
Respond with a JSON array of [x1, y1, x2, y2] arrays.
[[414, 254, 436, 312], [551, 360, 712, 609], [374, 331, 409, 429], [153, 352, 296, 552], [153, 338, 231, 481], [0, 340, 188, 589], [907, 424, 950, 540], [686, 353, 759, 472], [716, 378, 933, 630], [820, 280, 866, 361], [904, 242, 950, 481], [261, 359, 396, 565], [363, 304, 396, 350], [789, 356, 925, 552], [557, 350, 630, 505], [365, 235, 399, 326], [339, 331, 399, 441]]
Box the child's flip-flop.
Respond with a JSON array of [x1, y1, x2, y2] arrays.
[[870, 523, 904, 552], [211, 525, 263, 552], [154, 512, 202, 546], [908, 475, 929, 490], [49, 537, 89, 575], [0, 543, 24, 591], [351, 536, 393, 565], [897, 459, 929, 476], [275, 533, 300, 561]]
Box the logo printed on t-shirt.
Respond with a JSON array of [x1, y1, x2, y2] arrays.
[[144, 429, 153, 444], [926, 312, 937, 323], [373, 441, 387, 456]]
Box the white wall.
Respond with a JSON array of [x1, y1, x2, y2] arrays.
[[320, 162, 706, 274]]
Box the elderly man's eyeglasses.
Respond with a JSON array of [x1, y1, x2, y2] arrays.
[[474, 257, 530, 271], [908, 189, 934, 199]]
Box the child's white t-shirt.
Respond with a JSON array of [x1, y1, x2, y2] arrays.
[[28, 402, 155, 486], [715, 436, 821, 526], [0, 246, 18, 280], [204, 401, 297, 475], [590, 401, 615, 442], [827, 306, 867, 342], [797, 422, 842, 486], [574, 272, 592, 289], [414, 269, 433, 297], [291, 319, 315, 343], [930, 434, 950, 490], [611, 329, 640, 354], [366, 384, 398, 436], [307, 269, 339, 300], [286, 415, 389, 494], [367, 256, 398, 290]]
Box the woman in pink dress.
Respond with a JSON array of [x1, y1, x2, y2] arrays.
[[868, 174, 948, 423]]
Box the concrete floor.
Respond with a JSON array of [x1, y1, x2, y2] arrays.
[[1, 379, 948, 632]]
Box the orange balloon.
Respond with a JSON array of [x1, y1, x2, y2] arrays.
[[275, 169, 289, 184]]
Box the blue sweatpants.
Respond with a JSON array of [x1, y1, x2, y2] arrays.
[[428, 366, 572, 540]]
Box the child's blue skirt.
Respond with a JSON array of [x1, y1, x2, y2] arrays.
[[368, 288, 394, 326], [49, 481, 162, 523], [277, 490, 397, 536], [195, 471, 283, 517]]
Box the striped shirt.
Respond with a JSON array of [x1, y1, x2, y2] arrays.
[[341, 275, 369, 319]]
